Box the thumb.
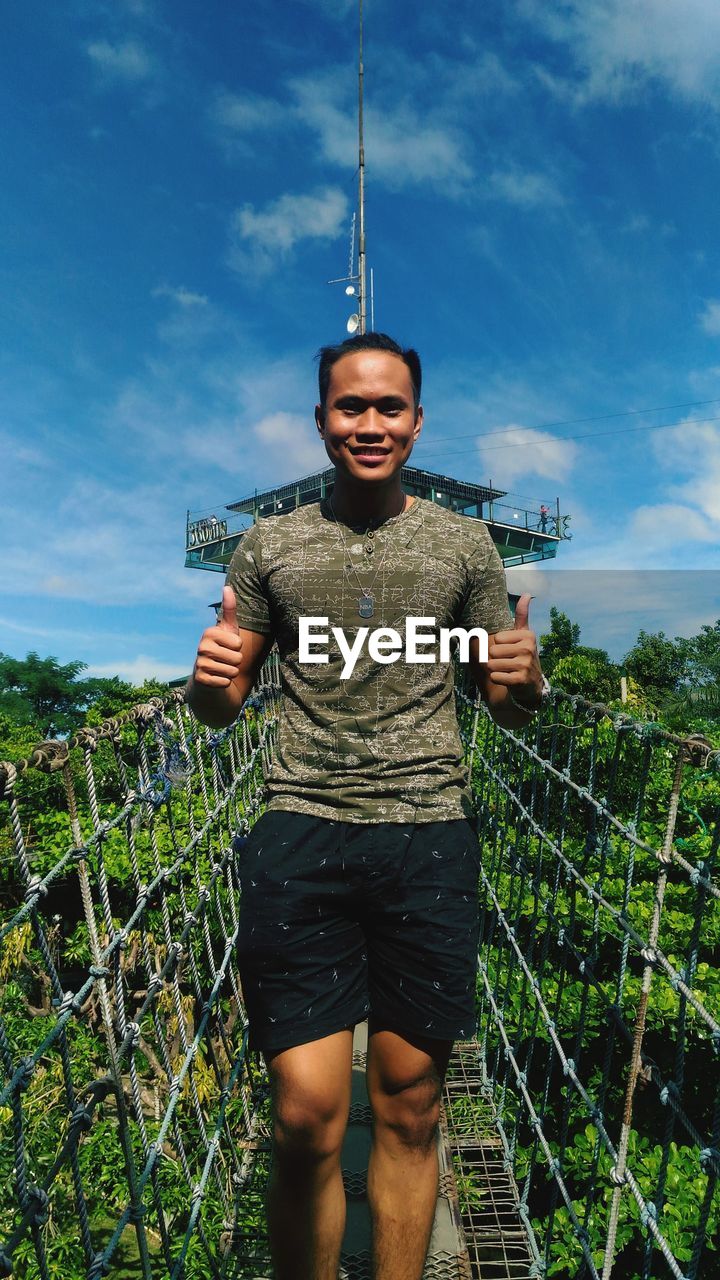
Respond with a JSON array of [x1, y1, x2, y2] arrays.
[[514, 593, 532, 630], [220, 585, 239, 632]]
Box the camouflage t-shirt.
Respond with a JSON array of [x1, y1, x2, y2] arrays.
[[226, 495, 513, 824]]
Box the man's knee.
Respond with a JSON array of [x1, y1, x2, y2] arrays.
[[272, 1081, 348, 1162], [266, 1030, 353, 1165], [369, 1067, 442, 1152], [367, 1029, 450, 1152]]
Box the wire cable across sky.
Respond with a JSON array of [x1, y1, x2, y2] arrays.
[[416, 407, 720, 461]]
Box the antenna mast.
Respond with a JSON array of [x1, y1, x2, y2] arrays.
[[358, 0, 367, 334], [327, 0, 372, 334]]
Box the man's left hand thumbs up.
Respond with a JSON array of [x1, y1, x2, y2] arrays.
[[513, 593, 532, 632], [486, 592, 543, 713]]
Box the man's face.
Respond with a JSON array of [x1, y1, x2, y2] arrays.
[[315, 350, 423, 483]]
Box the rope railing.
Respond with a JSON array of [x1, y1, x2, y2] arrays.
[[0, 655, 280, 1280], [1, 663, 718, 1278], [455, 678, 720, 1279]]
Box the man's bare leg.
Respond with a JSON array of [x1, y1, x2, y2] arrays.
[[265, 1028, 354, 1280], [366, 1027, 452, 1280]]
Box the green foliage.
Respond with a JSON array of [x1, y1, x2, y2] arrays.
[[685, 620, 720, 686], [620, 624, 720, 729], [84, 678, 171, 725], [537, 1128, 719, 1277], [2, 632, 719, 1278], [0, 651, 90, 736], [540, 608, 581, 671], [550, 651, 621, 702], [468, 690, 720, 1279], [537, 611, 720, 726], [538, 608, 621, 700], [0, 649, 170, 750], [661, 687, 720, 733], [623, 629, 689, 700], [0, 691, 270, 1280]]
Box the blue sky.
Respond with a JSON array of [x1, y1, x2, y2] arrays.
[[2, 0, 720, 685]]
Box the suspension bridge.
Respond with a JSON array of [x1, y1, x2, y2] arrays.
[[1, 657, 718, 1278]]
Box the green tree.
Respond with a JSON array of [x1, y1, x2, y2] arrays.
[[0, 652, 89, 736], [539, 608, 580, 673], [620, 621, 720, 729], [0, 652, 172, 748], [550, 652, 621, 703], [684, 619, 720, 686], [539, 608, 621, 699], [622, 630, 688, 700], [84, 676, 170, 724]]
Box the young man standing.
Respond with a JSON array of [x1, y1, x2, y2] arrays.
[[187, 333, 544, 1280]]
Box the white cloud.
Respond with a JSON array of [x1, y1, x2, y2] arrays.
[[211, 90, 285, 136], [557, 417, 720, 573], [152, 284, 208, 308], [488, 167, 564, 208], [209, 55, 532, 202], [652, 418, 720, 524], [85, 655, 187, 683], [618, 214, 675, 237], [252, 412, 323, 477], [522, 0, 720, 107], [0, 473, 209, 608], [699, 300, 720, 335], [626, 502, 717, 548], [87, 38, 155, 82], [0, 429, 54, 474], [290, 73, 472, 193], [443, 51, 520, 103], [228, 186, 348, 276], [502, 566, 720, 657], [475, 426, 580, 486], [151, 285, 217, 346]]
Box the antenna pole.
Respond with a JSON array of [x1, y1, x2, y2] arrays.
[[370, 266, 375, 331], [358, 0, 367, 334]]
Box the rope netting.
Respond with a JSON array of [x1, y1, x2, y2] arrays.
[[455, 677, 720, 1279], [0, 654, 280, 1280], [0, 657, 718, 1279]]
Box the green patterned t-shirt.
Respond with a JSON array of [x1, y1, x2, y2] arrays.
[[226, 495, 513, 823]]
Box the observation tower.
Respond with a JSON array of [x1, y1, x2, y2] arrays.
[[184, 467, 569, 579]]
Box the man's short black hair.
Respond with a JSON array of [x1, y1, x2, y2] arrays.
[[316, 332, 422, 411]]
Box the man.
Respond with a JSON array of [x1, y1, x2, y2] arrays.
[[187, 332, 544, 1280]]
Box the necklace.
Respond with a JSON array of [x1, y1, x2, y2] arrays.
[[328, 491, 407, 618]]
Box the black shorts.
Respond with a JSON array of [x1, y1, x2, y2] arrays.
[[235, 809, 482, 1057]]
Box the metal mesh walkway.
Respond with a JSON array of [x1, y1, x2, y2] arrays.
[[1, 657, 719, 1278], [444, 1043, 533, 1279]]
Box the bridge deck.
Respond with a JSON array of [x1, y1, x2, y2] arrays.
[[222, 1027, 533, 1279], [444, 1044, 535, 1279]]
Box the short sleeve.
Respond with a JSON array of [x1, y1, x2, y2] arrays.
[[225, 524, 273, 635], [458, 534, 513, 634]]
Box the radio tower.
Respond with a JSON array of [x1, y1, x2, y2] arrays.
[[357, 0, 366, 334], [329, 0, 374, 334]]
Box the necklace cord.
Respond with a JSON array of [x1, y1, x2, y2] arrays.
[[328, 491, 407, 617]]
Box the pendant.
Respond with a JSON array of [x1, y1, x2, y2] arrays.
[[358, 592, 374, 618]]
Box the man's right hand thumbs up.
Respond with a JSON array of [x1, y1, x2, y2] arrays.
[[193, 584, 244, 687]]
